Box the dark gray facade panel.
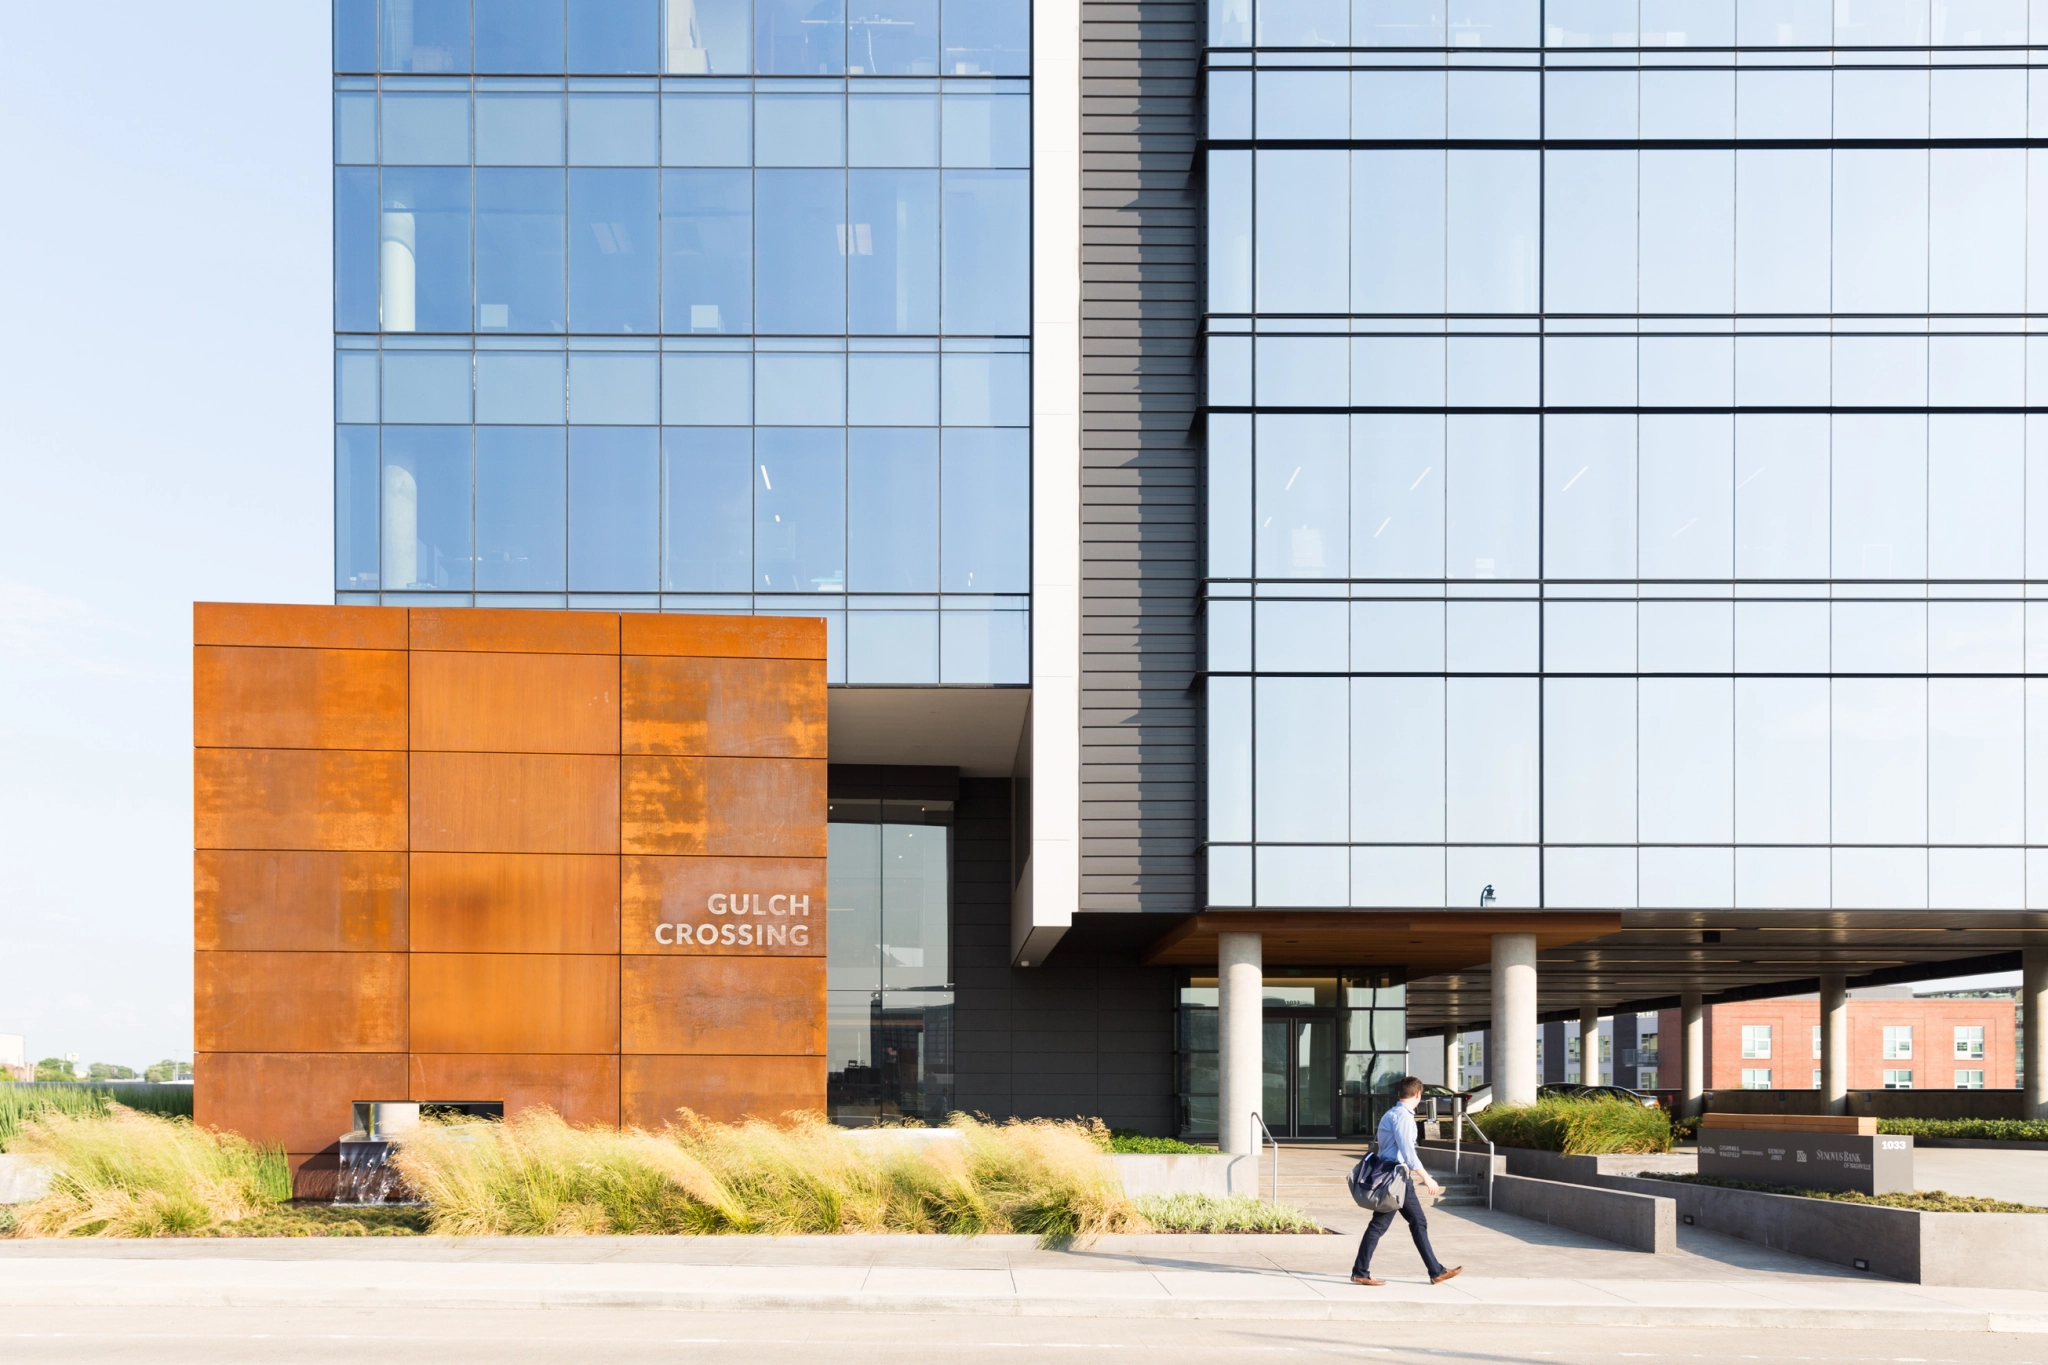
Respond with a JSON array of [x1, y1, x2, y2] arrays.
[[1077, 0, 1203, 915], [952, 778, 1178, 1130]]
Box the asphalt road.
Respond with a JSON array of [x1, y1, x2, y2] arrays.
[[3, 1307, 2045, 1365]]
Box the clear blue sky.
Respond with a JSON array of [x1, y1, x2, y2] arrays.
[[0, 4, 331, 1068]]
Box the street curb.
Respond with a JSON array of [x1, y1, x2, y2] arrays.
[[0, 1282, 2042, 1331]]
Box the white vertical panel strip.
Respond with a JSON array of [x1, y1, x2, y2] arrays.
[[1016, 0, 1082, 965]]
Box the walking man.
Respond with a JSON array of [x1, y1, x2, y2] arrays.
[[1352, 1075, 1463, 1286]]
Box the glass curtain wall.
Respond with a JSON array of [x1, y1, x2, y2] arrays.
[[1205, 0, 2048, 915], [333, 0, 1031, 685], [826, 795, 953, 1125], [1176, 969, 1406, 1140]]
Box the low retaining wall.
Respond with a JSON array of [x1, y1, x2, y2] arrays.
[[1110, 1153, 1257, 1198], [1705, 1090, 2025, 1121], [1498, 1148, 1697, 1182], [1913, 1137, 2048, 1151], [1594, 1173, 2048, 1288], [1415, 1144, 1673, 1253]]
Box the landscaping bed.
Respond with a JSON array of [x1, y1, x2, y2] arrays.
[[1642, 1172, 2045, 1215], [1471, 1097, 1674, 1155], [0, 1106, 1306, 1240], [1875, 1119, 2048, 1143]]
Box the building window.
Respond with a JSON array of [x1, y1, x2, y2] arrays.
[[1956, 1070, 1986, 1089], [1883, 1026, 1913, 1060], [1812, 1068, 1822, 1089], [1883, 1069, 1914, 1089], [1741, 1068, 1772, 1089], [1811, 1025, 1821, 1059], [1955, 1026, 1985, 1060], [1638, 1067, 1658, 1089], [1639, 1030, 1658, 1061], [1741, 1025, 1771, 1059]]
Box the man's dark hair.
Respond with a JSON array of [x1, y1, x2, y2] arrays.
[[1397, 1076, 1424, 1100]]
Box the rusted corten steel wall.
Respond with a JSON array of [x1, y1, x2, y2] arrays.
[[193, 603, 827, 1194]]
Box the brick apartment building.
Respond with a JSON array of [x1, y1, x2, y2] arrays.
[[1653, 989, 2017, 1093]]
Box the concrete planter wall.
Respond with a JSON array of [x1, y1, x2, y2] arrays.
[[1109, 1153, 1257, 1198], [1415, 1143, 1675, 1254], [1595, 1172, 2048, 1288], [1705, 1089, 2024, 1121], [1498, 1147, 1697, 1182]]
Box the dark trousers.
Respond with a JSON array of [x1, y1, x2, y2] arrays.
[[1351, 1171, 1446, 1279]]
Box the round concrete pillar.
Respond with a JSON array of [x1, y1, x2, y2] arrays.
[[1217, 931, 1264, 1156], [1680, 991, 1706, 1119], [1492, 933, 1538, 1108], [1819, 973, 1849, 1116], [1443, 1029, 1460, 1090], [1579, 1002, 1601, 1086], [2025, 949, 2047, 1122]]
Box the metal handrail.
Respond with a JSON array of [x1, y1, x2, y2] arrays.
[[1249, 1110, 1280, 1205], [1457, 1105, 1496, 1211]]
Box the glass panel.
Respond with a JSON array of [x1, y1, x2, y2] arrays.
[[1256, 678, 1348, 843], [849, 0, 939, 74], [336, 427, 382, 591], [851, 93, 939, 167], [337, 92, 377, 164], [1352, 152, 1444, 315], [1447, 151, 1539, 313], [828, 821, 882, 992], [758, 93, 845, 166], [1296, 1019, 1334, 1133], [1262, 1018, 1288, 1137], [756, 170, 847, 333], [567, 426, 660, 590], [881, 821, 949, 987], [662, 168, 751, 333], [758, 0, 847, 73], [662, 93, 751, 165], [568, 0, 661, 71], [336, 168, 381, 333], [568, 168, 660, 332], [848, 353, 938, 425], [382, 0, 470, 71], [476, 168, 566, 332], [381, 426, 473, 590], [942, 170, 1029, 333], [381, 167, 471, 333], [476, 426, 568, 591], [476, 0, 567, 73], [942, 0, 1028, 74], [476, 352, 566, 423], [1544, 416, 1636, 580], [940, 352, 1028, 425], [1446, 416, 1537, 581], [942, 93, 1029, 168], [848, 611, 940, 683], [755, 427, 847, 592], [667, 0, 752, 73], [850, 170, 941, 333], [1256, 415, 1347, 579], [664, 427, 754, 591], [941, 428, 1029, 592], [337, 0, 379, 73], [847, 428, 939, 590], [477, 92, 565, 165], [1257, 151, 1347, 313], [569, 93, 659, 165], [381, 92, 470, 163]]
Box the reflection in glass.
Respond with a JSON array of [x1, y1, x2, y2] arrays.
[[382, 0, 470, 71], [941, 429, 1029, 591], [850, 0, 939, 74], [848, 429, 939, 590], [941, 170, 1029, 333], [476, 169, 566, 332], [756, 170, 847, 333], [667, 0, 752, 72], [942, 0, 1028, 73], [1256, 415, 1347, 579], [476, 0, 567, 72], [337, 427, 381, 591], [336, 168, 380, 332], [569, 93, 659, 165], [568, 168, 659, 332], [381, 426, 473, 590], [756, 427, 847, 591], [568, 0, 661, 72], [381, 168, 471, 333], [477, 93, 565, 165], [662, 93, 751, 166], [759, 0, 847, 73], [662, 169, 751, 333], [850, 170, 940, 333]]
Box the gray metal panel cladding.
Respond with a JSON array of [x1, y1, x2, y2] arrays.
[[1079, 0, 1202, 914]]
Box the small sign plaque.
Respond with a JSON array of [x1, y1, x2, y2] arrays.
[[1698, 1130, 1913, 1195]]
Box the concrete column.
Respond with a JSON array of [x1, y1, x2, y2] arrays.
[[1443, 1030, 1460, 1090], [1492, 933, 1538, 1107], [1819, 973, 1849, 1116], [1217, 932, 1264, 1155], [1579, 1002, 1600, 1085], [2025, 948, 2048, 1121], [1681, 991, 1706, 1119]]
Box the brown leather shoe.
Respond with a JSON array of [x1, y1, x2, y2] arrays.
[[1430, 1266, 1464, 1285], [1350, 1275, 1385, 1286]]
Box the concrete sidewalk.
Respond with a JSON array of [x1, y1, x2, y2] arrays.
[[2, 1231, 2045, 1330]]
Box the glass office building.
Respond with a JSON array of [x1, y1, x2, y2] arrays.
[[1205, 0, 2048, 919], [331, 0, 1031, 689]]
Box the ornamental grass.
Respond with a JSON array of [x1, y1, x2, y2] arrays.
[[4, 1106, 290, 1238], [1133, 1193, 1322, 1233], [1470, 1097, 1674, 1155], [391, 1108, 1148, 1240]]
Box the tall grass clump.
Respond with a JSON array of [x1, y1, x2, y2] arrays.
[[7, 1106, 290, 1237], [392, 1109, 1145, 1241], [1472, 1097, 1672, 1155], [0, 1085, 110, 1150]]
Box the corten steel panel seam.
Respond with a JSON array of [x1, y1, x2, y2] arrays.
[[194, 602, 408, 651], [621, 612, 827, 661], [409, 650, 622, 756], [409, 606, 621, 655], [620, 656, 829, 759]]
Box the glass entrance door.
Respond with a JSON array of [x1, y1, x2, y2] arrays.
[[1261, 1013, 1337, 1138]]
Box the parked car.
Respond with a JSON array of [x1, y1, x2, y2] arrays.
[[1419, 1083, 1491, 1115], [1538, 1082, 1660, 1108]]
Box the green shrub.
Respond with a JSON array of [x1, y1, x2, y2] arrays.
[[1107, 1130, 1213, 1155], [1875, 1119, 2048, 1142], [1133, 1193, 1321, 1233], [1644, 1173, 2045, 1214], [0, 1085, 193, 1149], [7, 1106, 291, 1237], [1471, 1098, 1673, 1155]]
